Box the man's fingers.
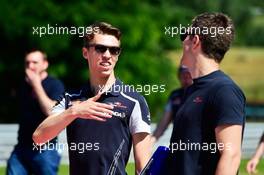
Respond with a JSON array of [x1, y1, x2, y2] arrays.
[[25, 68, 33, 75], [247, 162, 253, 173], [247, 162, 256, 174], [93, 106, 113, 116], [252, 164, 257, 173], [92, 110, 112, 118], [96, 102, 114, 109], [87, 115, 107, 122]]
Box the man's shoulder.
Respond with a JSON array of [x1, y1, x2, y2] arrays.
[[119, 83, 147, 105], [45, 76, 64, 86], [209, 72, 246, 102], [211, 72, 243, 93]]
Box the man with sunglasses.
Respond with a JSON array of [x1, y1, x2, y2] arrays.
[[33, 22, 151, 175], [167, 13, 245, 175]]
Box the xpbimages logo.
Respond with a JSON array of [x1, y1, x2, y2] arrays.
[[170, 140, 232, 154], [164, 24, 232, 38], [32, 24, 99, 37], [33, 141, 100, 153], [98, 84, 166, 96]]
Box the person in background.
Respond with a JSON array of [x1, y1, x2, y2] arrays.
[[151, 65, 192, 143], [6, 50, 65, 175]]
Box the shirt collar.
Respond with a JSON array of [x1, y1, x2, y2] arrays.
[[81, 78, 122, 97], [104, 78, 122, 97]]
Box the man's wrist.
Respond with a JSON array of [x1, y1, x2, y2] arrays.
[[252, 156, 260, 162], [32, 81, 43, 90], [67, 106, 78, 120]]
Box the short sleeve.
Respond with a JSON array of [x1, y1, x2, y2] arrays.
[[165, 101, 172, 112], [129, 96, 151, 135], [164, 91, 176, 112], [212, 85, 246, 127], [47, 79, 65, 100]]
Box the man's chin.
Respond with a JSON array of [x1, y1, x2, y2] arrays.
[[99, 71, 112, 78]]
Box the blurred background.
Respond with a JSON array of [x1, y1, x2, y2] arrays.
[[0, 0, 263, 174]]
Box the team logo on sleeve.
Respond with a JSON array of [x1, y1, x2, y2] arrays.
[[147, 114, 151, 123]]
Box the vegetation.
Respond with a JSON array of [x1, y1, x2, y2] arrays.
[[168, 47, 264, 103], [0, 0, 263, 122]]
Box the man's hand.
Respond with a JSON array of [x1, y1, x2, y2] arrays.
[[246, 157, 259, 174], [70, 93, 114, 121], [246, 141, 264, 174], [25, 68, 42, 88]]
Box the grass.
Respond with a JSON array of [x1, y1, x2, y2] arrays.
[[0, 159, 263, 174], [167, 47, 264, 103]]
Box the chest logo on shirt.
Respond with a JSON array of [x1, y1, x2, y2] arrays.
[[108, 102, 127, 109], [113, 111, 126, 118], [193, 96, 203, 103]]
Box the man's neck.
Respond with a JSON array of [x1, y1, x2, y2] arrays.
[[190, 54, 220, 79], [89, 73, 116, 94]]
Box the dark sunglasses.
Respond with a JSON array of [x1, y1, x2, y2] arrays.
[[180, 33, 188, 42], [88, 44, 121, 56], [180, 30, 198, 42]]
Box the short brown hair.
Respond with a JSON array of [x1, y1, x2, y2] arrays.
[[25, 49, 47, 61], [190, 12, 234, 63], [83, 22, 121, 47]]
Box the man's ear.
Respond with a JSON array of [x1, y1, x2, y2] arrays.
[[43, 60, 49, 70], [82, 47, 89, 60], [192, 35, 201, 50]]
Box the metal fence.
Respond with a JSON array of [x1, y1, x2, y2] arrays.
[[0, 123, 263, 166]]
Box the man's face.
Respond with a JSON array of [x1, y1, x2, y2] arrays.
[[83, 34, 120, 78], [180, 35, 193, 69], [25, 51, 48, 75]]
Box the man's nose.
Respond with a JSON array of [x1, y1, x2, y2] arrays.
[[102, 49, 111, 59]]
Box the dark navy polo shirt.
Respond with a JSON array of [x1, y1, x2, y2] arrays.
[[165, 88, 185, 119], [168, 70, 246, 175], [52, 79, 151, 175], [17, 76, 65, 148]]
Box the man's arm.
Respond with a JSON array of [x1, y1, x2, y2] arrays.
[[215, 124, 242, 175], [132, 133, 151, 175], [33, 94, 113, 145], [26, 69, 56, 116], [246, 138, 264, 174], [151, 111, 172, 143], [33, 82, 57, 116]]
